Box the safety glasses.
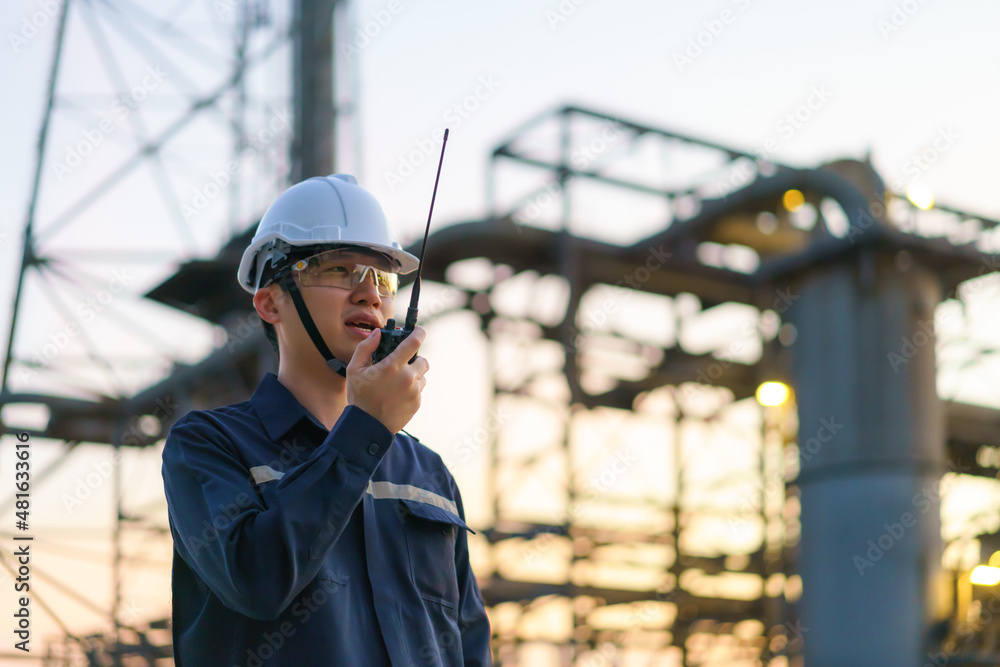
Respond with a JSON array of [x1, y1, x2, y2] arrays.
[[291, 248, 399, 297]]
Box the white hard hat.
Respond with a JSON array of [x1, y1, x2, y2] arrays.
[[237, 174, 419, 293]]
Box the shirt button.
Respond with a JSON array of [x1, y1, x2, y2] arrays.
[[367, 443, 380, 455]]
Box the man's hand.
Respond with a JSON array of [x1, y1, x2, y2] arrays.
[[346, 326, 429, 434]]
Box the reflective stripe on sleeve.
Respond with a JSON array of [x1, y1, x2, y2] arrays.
[[249, 465, 285, 484]]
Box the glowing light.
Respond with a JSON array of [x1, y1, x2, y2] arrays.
[[971, 566, 1000, 586], [906, 182, 934, 210], [756, 382, 791, 407], [782, 189, 805, 212]]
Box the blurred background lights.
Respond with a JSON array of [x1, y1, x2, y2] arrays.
[[756, 381, 791, 407], [782, 189, 805, 212], [906, 182, 935, 210], [138, 414, 162, 438], [970, 565, 1000, 586]]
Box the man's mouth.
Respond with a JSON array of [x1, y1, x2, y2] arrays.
[[345, 320, 379, 335]]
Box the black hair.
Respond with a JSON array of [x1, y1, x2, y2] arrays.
[[261, 318, 280, 359], [256, 259, 284, 361]]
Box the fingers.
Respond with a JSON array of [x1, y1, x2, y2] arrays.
[[402, 357, 428, 398], [345, 327, 428, 433], [387, 326, 426, 365], [348, 328, 381, 371], [413, 357, 429, 377]]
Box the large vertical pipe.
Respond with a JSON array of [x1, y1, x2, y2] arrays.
[[787, 248, 948, 666], [292, 0, 338, 181]]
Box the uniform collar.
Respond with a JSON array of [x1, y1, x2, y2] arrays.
[[250, 372, 327, 441]]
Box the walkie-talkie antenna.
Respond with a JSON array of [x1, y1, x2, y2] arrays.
[[404, 128, 449, 330]]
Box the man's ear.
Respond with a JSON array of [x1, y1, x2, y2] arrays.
[[253, 285, 282, 324]]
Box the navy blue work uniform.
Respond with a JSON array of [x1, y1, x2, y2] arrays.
[[161, 373, 492, 666]]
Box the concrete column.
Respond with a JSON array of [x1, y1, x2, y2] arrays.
[[786, 248, 949, 666]]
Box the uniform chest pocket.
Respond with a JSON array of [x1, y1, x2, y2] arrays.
[[317, 564, 350, 586], [399, 499, 473, 608]]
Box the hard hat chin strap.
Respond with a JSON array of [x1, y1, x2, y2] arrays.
[[277, 272, 349, 377]]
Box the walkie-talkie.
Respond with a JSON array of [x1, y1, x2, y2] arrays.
[[371, 128, 449, 366]]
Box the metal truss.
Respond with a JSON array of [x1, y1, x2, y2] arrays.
[[1, 0, 297, 662], [8, 15, 1000, 660], [468, 105, 1000, 663]]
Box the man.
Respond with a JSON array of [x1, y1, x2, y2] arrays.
[[161, 174, 492, 666]]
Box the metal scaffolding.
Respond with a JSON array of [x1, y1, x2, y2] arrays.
[[5, 5, 1000, 667], [0, 0, 333, 662]]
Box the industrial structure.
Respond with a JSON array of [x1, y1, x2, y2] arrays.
[[4, 2, 1000, 666]]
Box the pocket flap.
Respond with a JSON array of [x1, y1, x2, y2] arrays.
[[400, 499, 475, 534], [318, 565, 350, 585]]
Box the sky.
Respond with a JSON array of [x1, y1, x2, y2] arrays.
[[2, 0, 1000, 663]]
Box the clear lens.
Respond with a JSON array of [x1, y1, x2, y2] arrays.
[[292, 249, 398, 297]]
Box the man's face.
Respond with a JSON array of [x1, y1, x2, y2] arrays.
[[269, 248, 397, 370]]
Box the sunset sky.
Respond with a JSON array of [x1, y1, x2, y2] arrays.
[[2, 0, 1000, 663]]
